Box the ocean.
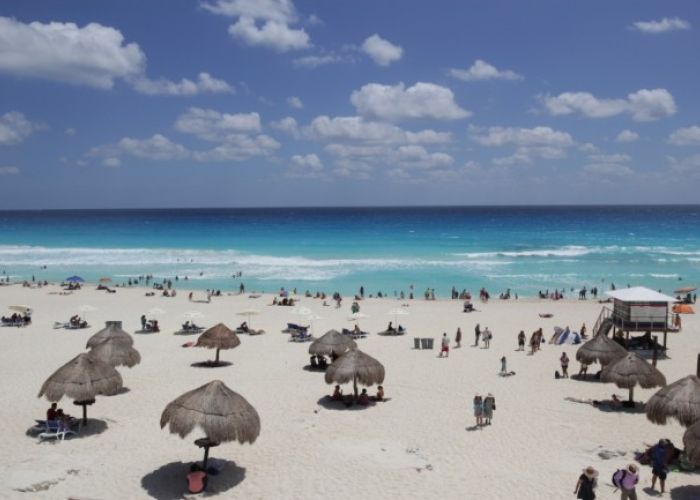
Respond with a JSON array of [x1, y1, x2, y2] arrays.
[[0, 206, 698, 297]]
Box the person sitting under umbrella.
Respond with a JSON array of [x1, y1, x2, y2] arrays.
[[357, 388, 370, 406], [331, 385, 343, 401], [239, 321, 249, 333]]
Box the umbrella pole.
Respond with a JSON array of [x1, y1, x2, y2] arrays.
[[353, 374, 358, 401], [628, 386, 634, 404], [215, 348, 220, 364], [202, 445, 210, 470], [81, 403, 88, 426]]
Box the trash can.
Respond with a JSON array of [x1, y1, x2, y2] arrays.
[[420, 338, 430, 349], [425, 338, 434, 349], [414, 337, 421, 349]]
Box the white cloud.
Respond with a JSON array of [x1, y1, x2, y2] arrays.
[[229, 17, 310, 52], [292, 54, 341, 68], [632, 17, 691, 34], [270, 116, 299, 137], [361, 34, 403, 66], [287, 153, 323, 178], [102, 157, 121, 167], [470, 126, 574, 147], [391, 145, 453, 168], [175, 107, 262, 141], [350, 82, 470, 122], [667, 154, 700, 174], [332, 160, 373, 180], [616, 129, 639, 143], [541, 88, 676, 121], [579, 143, 599, 153], [65, 128, 76, 136], [583, 163, 634, 176], [307, 116, 451, 144], [131, 72, 233, 96], [0, 166, 19, 175], [0, 111, 41, 145], [589, 153, 631, 163], [0, 17, 231, 95], [192, 134, 279, 161], [449, 59, 522, 82], [202, 0, 297, 23], [668, 126, 700, 146], [287, 96, 303, 109], [117, 134, 190, 160]]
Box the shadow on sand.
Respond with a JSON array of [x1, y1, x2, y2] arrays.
[[26, 418, 108, 440], [670, 485, 700, 499], [191, 361, 232, 368], [564, 397, 646, 414], [316, 396, 374, 411], [141, 460, 245, 500]]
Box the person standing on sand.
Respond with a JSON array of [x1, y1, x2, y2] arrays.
[[500, 356, 507, 374], [482, 393, 495, 425], [455, 327, 462, 348], [440, 333, 450, 357], [517, 330, 526, 351], [474, 323, 481, 346], [650, 439, 670, 494], [473, 394, 483, 427], [560, 352, 570, 378], [619, 463, 639, 500], [575, 466, 598, 500], [482, 327, 492, 348]]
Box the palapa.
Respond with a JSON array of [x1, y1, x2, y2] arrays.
[[160, 380, 260, 469], [646, 375, 700, 427], [601, 352, 666, 403], [683, 420, 700, 466], [89, 339, 141, 368], [38, 353, 123, 425], [86, 321, 133, 349], [309, 329, 356, 357], [325, 349, 385, 399], [575, 333, 627, 366], [196, 323, 241, 365]]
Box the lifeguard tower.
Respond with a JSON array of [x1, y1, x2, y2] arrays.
[[593, 286, 676, 348]]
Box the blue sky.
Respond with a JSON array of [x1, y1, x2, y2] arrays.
[[0, 0, 699, 208]]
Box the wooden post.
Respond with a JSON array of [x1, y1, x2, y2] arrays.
[[696, 354, 700, 378], [652, 336, 658, 367]]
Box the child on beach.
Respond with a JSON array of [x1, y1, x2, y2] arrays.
[[517, 330, 526, 350]]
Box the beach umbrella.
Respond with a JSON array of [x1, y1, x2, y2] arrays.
[[9, 305, 32, 314], [86, 321, 134, 348], [575, 333, 627, 367], [673, 304, 695, 314], [65, 275, 84, 283], [309, 329, 357, 357], [325, 349, 385, 400], [674, 286, 697, 294], [160, 380, 260, 469], [646, 375, 700, 427], [236, 309, 260, 328], [601, 352, 667, 403], [99, 277, 112, 283], [89, 339, 141, 368], [38, 353, 123, 425], [196, 323, 241, 365], [683, 421, 700, 466]]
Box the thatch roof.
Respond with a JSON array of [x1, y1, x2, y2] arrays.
[[325, 349, 385, 387], [601, 352, 667, 389], [160, 380, 260, 444], [646, 375, 700, 427], [38, 353, 123, 402], [576, 333, 627, 366], [196, 323, 241, 350], [89, 339, 141, 368], [309, 329, 356, 357], [86, 321, 133, 349], [683, 420, 700, 465]]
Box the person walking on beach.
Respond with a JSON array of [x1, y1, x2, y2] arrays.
[[575, 466, 598, 500], [474, 323, 481, 346], [616, 463, 639, 500], [517, 330, 526, 351], [500, 356, 507, 375], [455, 327, 462, 348], [650, 439, 670, 494], [482, 393, 495, 425], [482, 327, 492, 348], [140, 314, 146, 331], [440, 333, 450, 357], [560, 352, 570, 378], [473, 394, 483, 427]]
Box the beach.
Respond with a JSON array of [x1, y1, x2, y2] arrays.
[[2, 283, 699, 499]]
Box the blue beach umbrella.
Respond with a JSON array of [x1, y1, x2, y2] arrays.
[[65, 275, 85, 283]]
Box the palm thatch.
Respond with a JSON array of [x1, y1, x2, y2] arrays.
[[646, 375, 700, 427], [325, 349, 385, 399], [309, 329, 356, 357], [89, 339, 141, 368], [38, 353, 123, 424], [196, 323, 241, 365], [575, 333, 627, 366], [160, 380, 260, 445], [86, 321, 133, 349], [683, 420, 700, 465], [601, 352, 666, 402]]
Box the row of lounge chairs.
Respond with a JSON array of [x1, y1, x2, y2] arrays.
[[1, 314, 31, 327]]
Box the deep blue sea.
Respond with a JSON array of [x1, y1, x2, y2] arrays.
[[0, 206, 699, 297]]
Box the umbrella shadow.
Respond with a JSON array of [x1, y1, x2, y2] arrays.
[[141, 460, 246, 499], [134, 330, 160, 335], [571, 373, 603, 383], [564, 397, 646, 414], [669, 485, 700, 499], [302, 365, 327, 373], [26, 418, 108, 440], [316, 396, 374, 411], [191, 361, 233, 368]]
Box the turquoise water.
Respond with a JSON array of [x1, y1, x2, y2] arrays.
[[0, 206, 699, 297]]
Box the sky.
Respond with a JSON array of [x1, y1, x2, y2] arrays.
[[0, 0, 699, 209]]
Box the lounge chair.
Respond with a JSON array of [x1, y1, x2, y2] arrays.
[[37, 421, 76, 441], [290, 332, 313, 342], [342, 328, 368, 339], [282, 323, 309, 334]]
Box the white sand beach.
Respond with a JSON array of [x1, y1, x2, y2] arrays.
[[2, 284, 699, 499]]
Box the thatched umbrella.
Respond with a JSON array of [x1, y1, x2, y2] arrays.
[[160, 380, 260, 469], [646, 375, 700, 427], [576, 333, 627, 367], [683, 420, 700, 465], [196, 323, 241, 366], [601, 352, 666, 403], [309, 329, 356, 358], [86, 321, 133, 349], [89, 339, 141, 368], [325, 348, 385, 400], [38, 353, 123, 425]]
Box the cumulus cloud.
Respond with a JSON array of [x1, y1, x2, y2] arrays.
[[307, 115, 451, 144], [632, 17, 691, 34], [287, 96, 303, 109], [0, 166, 19, 175], [175, 107, 262, 141], [583, 163, 634, 176], [270, 116, 299, 137], [287, 153, 324, 178], [541, 88, 676, 121], [350, 82, 470, 122], [616, 129, 639, 143], [470, 125, 574, 147], [192, 134, 280, 161], [292, 54, 341, 68], [201, 0, 297, 23], [449, 59, 522, 82], [361, 34, 403, 66], [65, 128, 76, 136], [116, 134, 190, 160], [668, 126, 700, 146], [589, 153, 631, 163], [0, 17, 232, 95], [228, 17, 310, 52], [102, 157, 121, 167], [0, 111, 42, 145]]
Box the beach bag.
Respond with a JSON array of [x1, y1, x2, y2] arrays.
[[612, 469, 627, 489]]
